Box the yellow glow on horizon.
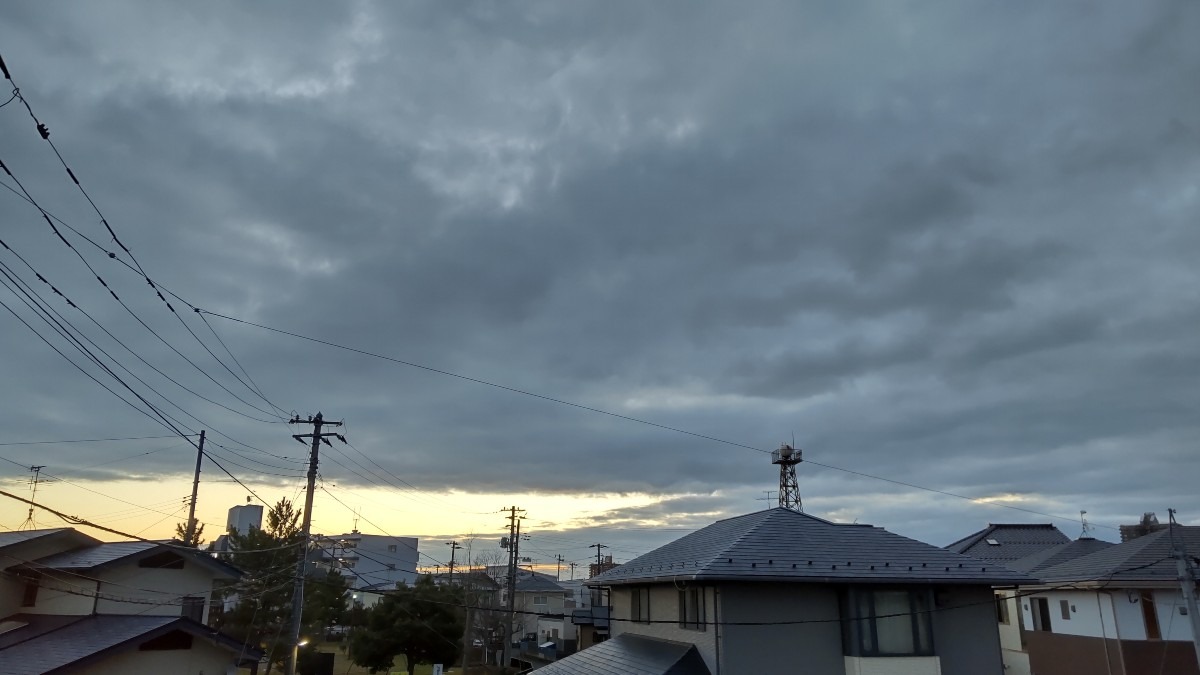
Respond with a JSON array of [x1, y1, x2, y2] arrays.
[[0, 474, 664, 546]]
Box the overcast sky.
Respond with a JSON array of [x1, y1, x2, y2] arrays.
[[1, 2, 1198, 569]]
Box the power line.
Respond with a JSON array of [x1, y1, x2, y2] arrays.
[[0, 435, 185, 446], [201, 310, 1122, 532]]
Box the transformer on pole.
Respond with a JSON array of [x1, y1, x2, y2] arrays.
[[771, 444, 803, 512]]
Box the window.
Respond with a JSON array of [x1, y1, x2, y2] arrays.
[[679, 587, 705, 630], [1030, 597, 1052, 632], [387, 544, 397, 553], [1141, 591, 1161, 640], [20, 574, 40, 608], [534, 595, 547, 606], [995, 594, 1009, 625], [182, 596, 204, 622], [631, 587, 650, 623], [841, 588, 933, 657], [1059, 600, 1071, 621]]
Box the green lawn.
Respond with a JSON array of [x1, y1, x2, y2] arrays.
[[240, 643, 496, 675]]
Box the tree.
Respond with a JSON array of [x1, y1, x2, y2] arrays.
[[174, 520, 205, 548], [350, 576, 463, 675], [212, 498, 349, 674]]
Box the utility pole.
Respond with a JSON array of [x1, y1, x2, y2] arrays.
[[459, 542, 473, 673], [569, 561, 578, 581], [501, 506, 524, 669], [589, 543, 608, 578], [1168, 509, 1200, 665], [184, 430, 206, 546], [285, 412, 345, 675], [447, 541, 462, 581], [555, 554, 565, 580]]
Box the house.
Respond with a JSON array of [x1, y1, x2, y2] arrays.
[[0, 528, 261, 674], [559, 579, 611, 650], [541, 508, 1031, 675], [947, 523, 1113, 675], [1015, 524, 1200, 675]]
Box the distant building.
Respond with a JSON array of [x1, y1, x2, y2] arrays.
[[587, 555, 619, 579], [311, 531, 419, 591], [226, 502, 263, 536], [1119, 512, 1169, 542]]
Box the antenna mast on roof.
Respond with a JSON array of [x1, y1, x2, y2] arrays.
[[771, 443, 803, 512], [18, 466, 51, 531], [1079, 510, 1094, 539]]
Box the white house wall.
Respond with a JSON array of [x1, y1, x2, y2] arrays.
[[1022, 588, 1193, 643], [22, 575, 97, 615], [94, 563, 217, 620], [68, 638, 238, 675]]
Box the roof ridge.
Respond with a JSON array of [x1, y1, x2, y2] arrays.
[[712, 509, 793, 561]]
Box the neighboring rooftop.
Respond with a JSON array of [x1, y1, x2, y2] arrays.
[[589, 508, 1031, 587], [1006, 537, 1115, 574], [23, 541, 241, 579], [0, 528, 99, 553], [1037, 525, 1200, 584], [0, 614, 260, 674], [945, 523, 1071, 564], [516, 574, 566, 593], [534, 633, 710, 675]]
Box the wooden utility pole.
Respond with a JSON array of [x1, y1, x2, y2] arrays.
[[501, 506, 524, 669], [183, 430, 206, 546], [285, 413, 344, 675], [589, 543, 608, 578], [555, 554, 565, 580]]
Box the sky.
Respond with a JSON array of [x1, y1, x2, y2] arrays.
[[0, 1, 1198, 575]]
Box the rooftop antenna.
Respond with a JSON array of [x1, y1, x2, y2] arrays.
[[19, 466, 52, 530], [351, 507, 360, 534], [1080, 510, 1094, 539], [771, 442, 804, 512]]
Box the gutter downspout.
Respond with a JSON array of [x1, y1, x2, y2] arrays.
[[713, 587, 721, 675], [1096, 592, 1114, 675], [1100, 592, 1126, 675]]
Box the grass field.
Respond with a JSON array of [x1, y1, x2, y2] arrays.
[[239, 643, 499, 675]]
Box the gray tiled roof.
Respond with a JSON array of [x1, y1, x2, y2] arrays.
[[534, 634, 710, 675], [945, 524, 1071, 563], [29, 541, 242, 579], [516, 575, 566, 592], [590, 509, 1031, 587], [1036, 525, 1200, 584], [0, 529, 70, 549], [1006, 537, 1114, 574], [31, 541, 160, 569], [0, 614, 261, 674]]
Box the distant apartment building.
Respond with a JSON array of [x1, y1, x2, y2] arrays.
[[311, 531, 419, 592], [226, 502, 263, 535]]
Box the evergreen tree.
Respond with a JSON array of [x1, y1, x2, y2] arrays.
[[350, 576, 463, 675]]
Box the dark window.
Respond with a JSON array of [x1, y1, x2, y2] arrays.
[[1059, 599, 1071, 621], [139, 630, 194, 651], [1030, 597, 1052, 632], [1141, 591, 1161, 640], [631, 587, 650, 623], [841, 588, 933, 657], [182, 596, 204, 622], [995, 594, 1009, 625], [138, 552, 185, 569], [20, 574, 40, 607], [678, 587, 705, 630]]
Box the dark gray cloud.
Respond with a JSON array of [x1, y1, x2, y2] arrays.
[[1, 1, 1199, 550]]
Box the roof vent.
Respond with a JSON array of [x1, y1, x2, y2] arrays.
[[985, 538, 1001, 546]]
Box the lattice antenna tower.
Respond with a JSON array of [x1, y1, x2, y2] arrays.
[[771, 443, 803, 512]]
